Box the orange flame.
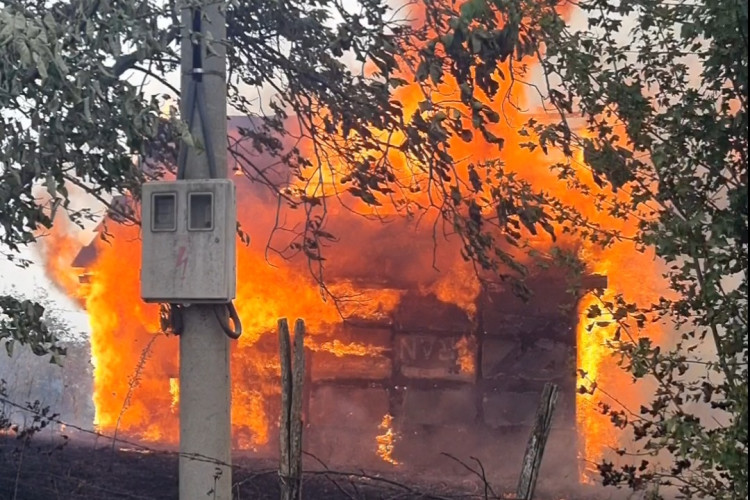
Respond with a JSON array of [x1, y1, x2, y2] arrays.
[[307, 339, 386, 358], [38, 219, 88, 303], [169, 377, 179, 414], [454, 336, 476, 375], [376, 413, 399, 465], [35, 3, 669, 474]]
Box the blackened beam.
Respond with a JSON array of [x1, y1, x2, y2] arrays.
[[581, 273, 608, 290]]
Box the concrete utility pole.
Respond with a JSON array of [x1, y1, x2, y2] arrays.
[[179, 1, 231, 498]]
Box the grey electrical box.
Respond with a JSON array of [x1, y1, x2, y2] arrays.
[[140, 179, 236, 303]]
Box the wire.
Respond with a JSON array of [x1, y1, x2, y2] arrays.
[[175, 78, 196, 180], [171, 304, 185, 335], [213, 302, 242, 339], [196, 85, 219, 178], [165, 302, 241, 340], [166, 5, 242, 340]]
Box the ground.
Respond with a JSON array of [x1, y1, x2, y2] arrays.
[[0, 433, 621, 499]]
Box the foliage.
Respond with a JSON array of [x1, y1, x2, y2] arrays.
[[1, 0, 746, 495], [0, 293, 66, 362], [541, 2, 747, 497], [1, 287, 90, 426], [0, 286, 89, 431], [413, 0, 748, 497], [0, 381, 61, 442], [0, 0, 565, 352]]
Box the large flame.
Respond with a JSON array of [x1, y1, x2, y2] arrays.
[[36, 1, 668, 475]]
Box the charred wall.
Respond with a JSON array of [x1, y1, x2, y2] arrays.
[[299, 272, 603, 483]]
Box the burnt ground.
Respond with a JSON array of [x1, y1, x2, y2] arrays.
[[0, 433, 620, 500]]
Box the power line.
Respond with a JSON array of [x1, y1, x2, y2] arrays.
[[0, 394, 231, 468]]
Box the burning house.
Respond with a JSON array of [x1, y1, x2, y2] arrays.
[[66, 234, 605, 484], [299, 270, 607, 483], [43, 114, 611, 487], [31, 87, 668, 491]]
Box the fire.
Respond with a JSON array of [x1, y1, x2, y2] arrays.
[[575, 246, 667, 478], [422, 266, 480, 318], [38, 203, 413, 451], [370, 10, 666, 475], [376, 413, 399, 465], [169, 378, 179, 413], [232, 388, 269, 451], [38, 219, 88, 303], [307, 339, 386, 358], [119, 447, 153, 455], [326, 282, 403, 321], [577, 294, 616, 479], [33, 2, 669, 478], [454, 336, 476, 375]]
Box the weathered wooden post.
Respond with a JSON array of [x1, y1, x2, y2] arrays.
[[279, 318, 305, 500], [516, 382, 559, 500]]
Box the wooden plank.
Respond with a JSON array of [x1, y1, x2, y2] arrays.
[[288, 319, 305, 500], [302, 346, 312, 425], [309, 351, 392, 382], [516, 382, 559, 500], [278, 318, 294, 500], [581, 273, 608, 290]]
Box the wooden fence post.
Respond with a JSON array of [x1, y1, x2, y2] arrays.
[[516, 382, 559, 500], [290, 319, 305, 498], [279, 318, 305, 500], [278, 319, 292, 500]]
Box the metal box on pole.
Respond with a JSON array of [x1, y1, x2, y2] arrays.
[[140, 179, 236, 303]]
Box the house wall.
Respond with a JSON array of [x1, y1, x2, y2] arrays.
[[299, 273, 594, 483]]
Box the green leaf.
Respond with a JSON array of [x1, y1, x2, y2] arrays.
[[18, 40, 31, 65], [37, 58, 48, 79]]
